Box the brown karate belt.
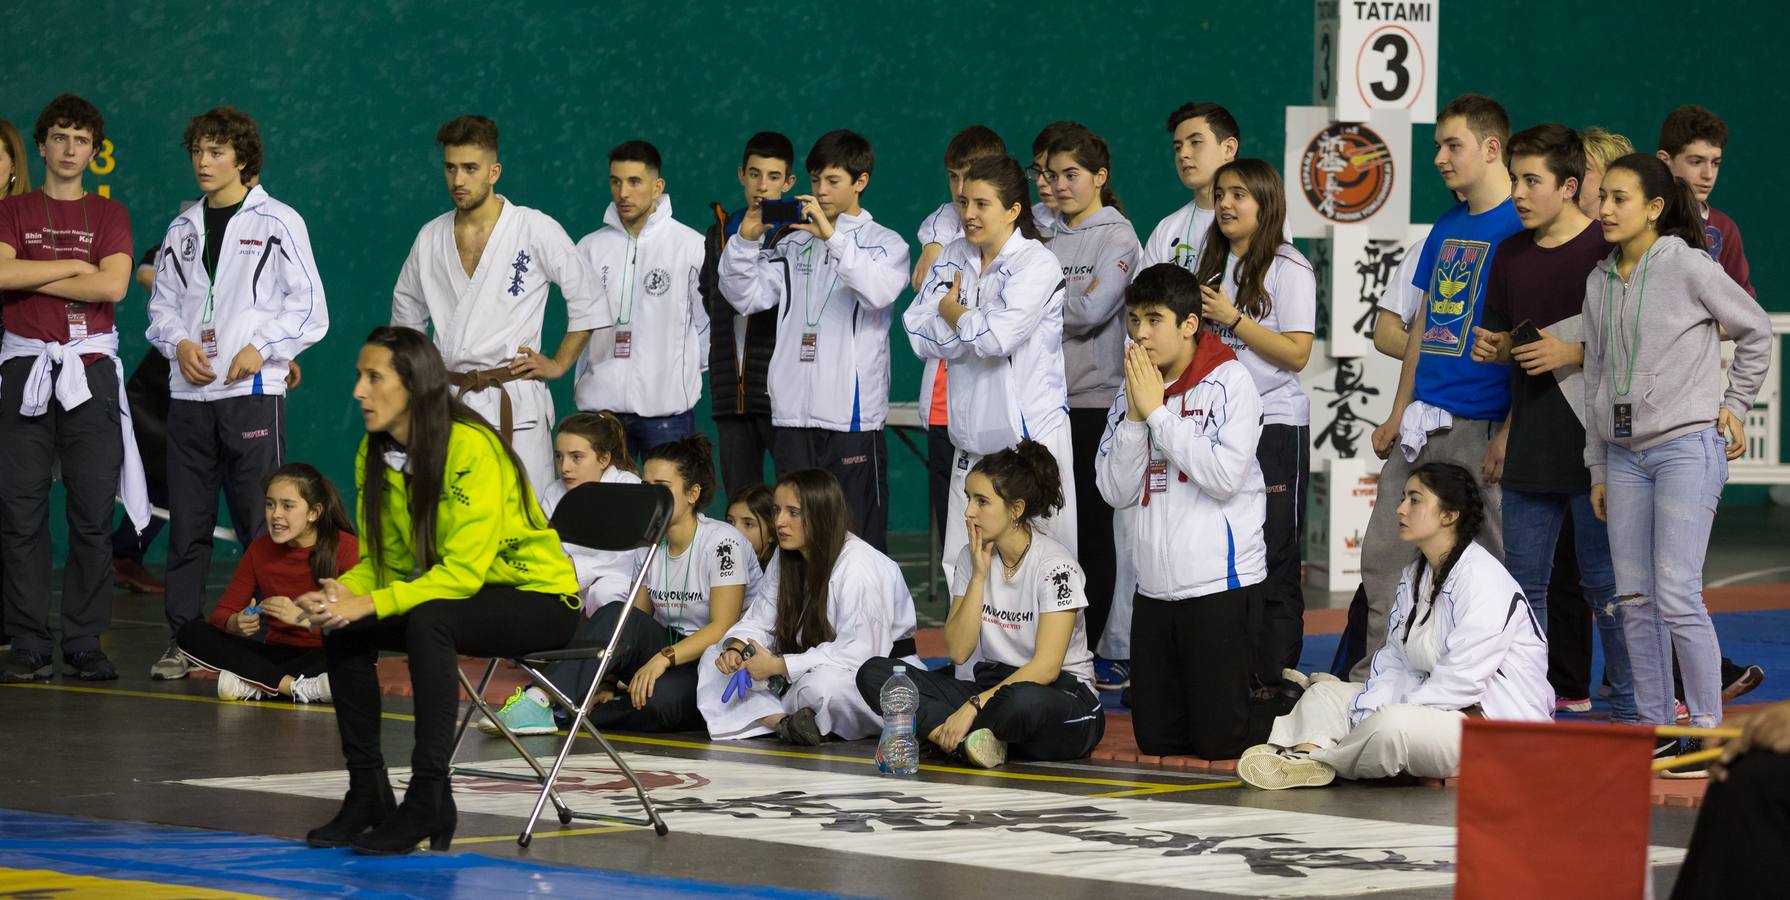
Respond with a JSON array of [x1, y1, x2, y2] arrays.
[[446, 366, 526, 445]]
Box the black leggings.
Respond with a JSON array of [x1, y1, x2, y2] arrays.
[[545, 601, 702, 732], [856, 658, 1105, 761], [176, 619, 325, 692], [325, 585, 579, 779], [1672, 751, 1790, 899]]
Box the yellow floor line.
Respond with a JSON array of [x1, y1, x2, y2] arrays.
[[455, 824, 634, 844], [4, 682, 1237, 793]]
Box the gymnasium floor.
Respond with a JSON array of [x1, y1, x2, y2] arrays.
[[3, 504, 1786, 898]]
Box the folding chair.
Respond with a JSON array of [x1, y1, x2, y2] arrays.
[[448, 481, 673, 845]]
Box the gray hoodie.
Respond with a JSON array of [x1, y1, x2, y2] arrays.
[[1043, 206, 1141, 407], [1582, 235, 1772, 483]]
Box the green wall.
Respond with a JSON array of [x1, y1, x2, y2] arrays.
[[7, 0, 1786, 551]]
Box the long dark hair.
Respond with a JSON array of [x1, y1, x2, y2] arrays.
[[1046, 126, 1124, 215], [1402, 462, 1486, 640], [728, 483, 777, 566], [969, 439, 1065, 527], [557, 410, 633, 474], [962, 156, 1039, 241], [265, 462, 355, 583], [773, 469, 851, 653], [1194, 158, 1299, 320], [359, 326, 538, 582], [1603, 152, 1706, 252]]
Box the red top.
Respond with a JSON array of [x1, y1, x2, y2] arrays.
[[1704, 206, 1755, 300], [0, 190, 134, 346], [209, 533, 362, 648]]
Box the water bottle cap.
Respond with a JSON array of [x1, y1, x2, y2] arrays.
[[892, 665, 905, 674]]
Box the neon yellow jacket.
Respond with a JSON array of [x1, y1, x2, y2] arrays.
[[337, 421, 578, 617]]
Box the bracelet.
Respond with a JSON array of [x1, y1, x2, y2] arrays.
[[969, 695, 983, 711], [1231, 311, 1246, 330], [660, 646, 677, 664]]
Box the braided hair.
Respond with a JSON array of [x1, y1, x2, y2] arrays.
[[1402, 462, 1486, 640]]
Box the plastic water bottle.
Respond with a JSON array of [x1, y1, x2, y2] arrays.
[[876, 665, 920, 776]]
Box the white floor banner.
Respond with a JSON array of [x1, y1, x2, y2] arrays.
[[181, 753, 1683, 897]]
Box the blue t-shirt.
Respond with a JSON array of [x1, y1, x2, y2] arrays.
[[1410, 198, 1524, 420]]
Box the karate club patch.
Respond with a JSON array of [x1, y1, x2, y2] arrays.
[[1298, 121, 1396, 225], [644, 267, 672, 295]]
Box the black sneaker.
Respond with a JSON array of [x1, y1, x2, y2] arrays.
[[773, 707, 824, 746], [1722, 664, 1765, 702], [0, 648, 54, 682], [64, 650, 119, 682], [1652, 736, 1679, 761], [1659, 737, 1712, 780]]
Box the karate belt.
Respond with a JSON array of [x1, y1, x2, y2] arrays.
[[446, 366, 527, 446]]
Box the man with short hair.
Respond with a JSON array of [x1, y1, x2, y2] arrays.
[[1657, 105, 1753, 298], [392, 115, 606, 494], [145, 106, 329, 679], [1139, 102, 1240, 272], [1353, 94, 1523, 681], [0, 94, 140, 682], [576, 140, 707, 457], [702, 132, 795, 495], [720, 129, 910, 549]]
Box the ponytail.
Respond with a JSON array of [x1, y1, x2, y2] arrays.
[[1605, 152, 1707, 251], [642, 432, 718, 511], [969, 439, 1065, 526], [557, 410, 634, 474], [963, 156, 1039, 241], [1046, 125, 1124, 216], [264, 462, 356, 584]]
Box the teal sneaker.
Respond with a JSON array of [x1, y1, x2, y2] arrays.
[[478, 688, 557, 736]]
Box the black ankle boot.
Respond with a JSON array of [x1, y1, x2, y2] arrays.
[[350, 775, 457, 855], [306, 768, 396, 848]]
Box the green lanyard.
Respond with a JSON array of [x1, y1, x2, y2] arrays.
[[801, 226, 861, 327], [658, 519, 699, 639], [616, 233, 639, 326], [1601, 250, 1653, 399]]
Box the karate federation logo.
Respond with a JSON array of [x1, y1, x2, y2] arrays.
[[180, 233, 198, 262], [1299, 122, 1396, 225], [644, 267, 672, 296]]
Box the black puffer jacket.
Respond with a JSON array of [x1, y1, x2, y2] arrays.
[[701, 203, 778, 418]]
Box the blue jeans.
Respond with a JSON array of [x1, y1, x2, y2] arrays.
[[614, 410, 696, 459], [1605, 428, 1727, 728], [1502, 488, 1636, 722]]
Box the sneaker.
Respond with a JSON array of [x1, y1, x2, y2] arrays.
[[773, 707, 824, 746], [112, 558, 166, 593], [1239, 749, 1337, 791], [960, 728, 1008, 769], [291, 674, 332, 704], [1555, 696, 1592, 714], [63, 650, 118, 681], [1722, 665, 1765, 702], [1094, 657, 1131, 691], [217, 671, 270, 701], [1240, 743, 1281, 762], [1674, 702, 1690, 724], [1659, 737, 1712, 780], [1652, 736, 1680, 761], [0, 648, 53, 683], [149, 641, 190, 680], [477, 687, 557, 736]]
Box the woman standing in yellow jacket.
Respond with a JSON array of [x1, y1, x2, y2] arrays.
[[295, 326, 579, 855]]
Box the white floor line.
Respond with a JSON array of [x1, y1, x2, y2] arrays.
[[1707, 564, 1790, 588]]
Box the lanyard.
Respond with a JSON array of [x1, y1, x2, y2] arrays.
[[801, 225, 862, 327], [658, 519, 699, 638], [198, 204, 235, 326], [1601, 248, 1654, 399], [615, 233, 639, 326]]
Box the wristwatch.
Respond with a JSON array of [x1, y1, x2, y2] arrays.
[[659, 646, 677, 664]]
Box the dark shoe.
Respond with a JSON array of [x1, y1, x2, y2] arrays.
[[306, 768, 397, 848], [1722, 665, 1764, 702], [1659, 738, 1712, 780], [351, 776, 456, 855], [0, 648, 53, 683], [64, 650, 118, 681], [112, 558, 166, 593], [773, 707, 824, 746]]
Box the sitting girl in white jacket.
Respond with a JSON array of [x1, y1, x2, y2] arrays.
[[1241, 461, 1551, 789]]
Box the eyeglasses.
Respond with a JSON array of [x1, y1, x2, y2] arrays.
[[1026, 165, 1048, 181]]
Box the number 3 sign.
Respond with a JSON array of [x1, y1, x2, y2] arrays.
[[1317, 1, 1440, 124]]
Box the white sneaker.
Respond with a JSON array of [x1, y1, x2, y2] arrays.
[[291, 674, 332, 704], [1240, 743, 1281, 762], [217, 670, 269, 701], [961, 728, 1008, 769], [1239, 750, 1337, 791], [150, 641, 191, 680]]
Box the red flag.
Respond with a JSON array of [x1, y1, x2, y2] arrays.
[[1456, 720, 1656, 899]]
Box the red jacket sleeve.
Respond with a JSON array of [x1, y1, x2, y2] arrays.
[[208, 538, 266, 629]]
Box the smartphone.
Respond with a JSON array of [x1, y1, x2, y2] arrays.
[[1511, 319, 1542, 346], [760, 198, 808, 225]]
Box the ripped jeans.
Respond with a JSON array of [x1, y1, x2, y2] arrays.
[[1604, 428, 1728, 728], [1502, 488, 1636, 722]]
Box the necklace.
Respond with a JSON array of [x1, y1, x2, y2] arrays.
[[1000, 533, 1033, 579]]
